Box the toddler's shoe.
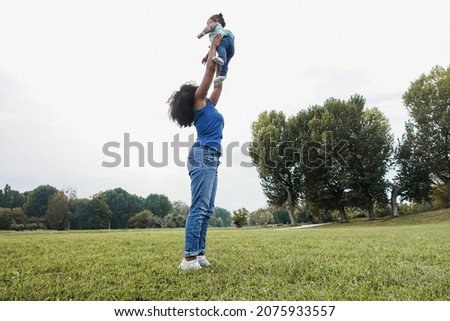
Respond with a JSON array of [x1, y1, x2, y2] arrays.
[[178, 258, 201, 270], [213, 57, 224, 65], [214, 76, 226, 86]]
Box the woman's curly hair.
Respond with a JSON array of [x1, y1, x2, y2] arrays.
[[167, 82, 198, 127]]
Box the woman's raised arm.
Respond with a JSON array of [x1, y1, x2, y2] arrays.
[[209, 66, 223, 107], [193, 34, 223, 110]]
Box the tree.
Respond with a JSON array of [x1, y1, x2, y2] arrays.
[[11, 190, 26, 208], [209, 215, 224, 227], [63, 187, 78, 230], [167, 200, 190, 227], [250, 95, 394, 222], [299, 95, 394, 221], [399, 65, 450, 205], [249, 208, 273, 226], [349, 107, 394, 219], [23, 185, 58, 217], [101, 188, 145, 229], [170, 200, 190, 217], [250, 110, 301, 224], [87, 196, 112, 229], [0, 184, 12, 208], [45, 191, 69, 230], [232, 208, 248, 228], [145, 193, 172, 217], [272, 207, 290, 224], [390, 183, 400, 217], [0, 185, 26, 209], [304, 96, 365, 222], [0, 208, 13, 229], [71, 198, 91, 229], [144, 194, 172, 227], [394, 121, 433, 203], [211, 207, 232, 227]]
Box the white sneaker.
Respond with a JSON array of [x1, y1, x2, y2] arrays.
[[197, 255, 211, 267], [214, 76, 226, 86], [178, 258, 201, 270], [213, 57, 224, 65]]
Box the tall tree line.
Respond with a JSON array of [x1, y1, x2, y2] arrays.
[[250, 94, 393, 223], [250, 64, 450, 222], [0, 185, 232, 230]]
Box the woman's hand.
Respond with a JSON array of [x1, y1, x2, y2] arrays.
[[201, 54, 208, 65], [210, 34, 223, 49]]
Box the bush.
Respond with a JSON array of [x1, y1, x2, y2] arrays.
[[0, 207, 32, 230], [399, 202, 434, 215], [127, 210, 155, 229], [374, 204, 391, 218], [0, 208, 13, 229], [232, 208, 249, 228], [165, 213, 186, 228]]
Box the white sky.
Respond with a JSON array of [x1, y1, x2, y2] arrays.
[[1, 0, 449, 212]]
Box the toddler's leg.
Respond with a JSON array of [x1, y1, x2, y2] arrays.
[[214, 45, 226, 66]]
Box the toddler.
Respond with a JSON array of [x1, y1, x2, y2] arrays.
[[197, 13, 235, 86]]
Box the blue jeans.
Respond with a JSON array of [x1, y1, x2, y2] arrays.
[[184, 146, 220, 257], [216, 36, 235, 78]]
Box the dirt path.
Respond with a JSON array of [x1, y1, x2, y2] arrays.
[[280, 223, 332, 230]]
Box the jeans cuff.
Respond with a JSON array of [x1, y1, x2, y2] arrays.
[[184, 250, 200, 257]]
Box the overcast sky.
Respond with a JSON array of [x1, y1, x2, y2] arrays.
[[1, 0, 449, 212]]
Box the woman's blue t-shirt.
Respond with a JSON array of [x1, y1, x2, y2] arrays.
[[193, 99, 224, 154]]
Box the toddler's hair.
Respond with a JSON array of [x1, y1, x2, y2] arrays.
[[210, 13, 226, 27]]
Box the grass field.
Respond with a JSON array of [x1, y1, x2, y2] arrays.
[[1, 209, 449, 301]]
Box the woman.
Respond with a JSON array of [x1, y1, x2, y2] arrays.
[[168, 34, 224, 269]]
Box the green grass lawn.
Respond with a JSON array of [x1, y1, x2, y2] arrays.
[[1, 209, 449, 301]]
